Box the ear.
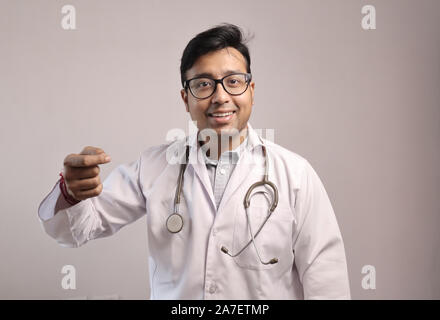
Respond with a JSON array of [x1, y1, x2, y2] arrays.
[[250, 81, 255, 105], [180, 89, 190, 112]]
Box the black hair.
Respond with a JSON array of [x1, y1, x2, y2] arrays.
[[180, 23, 252, 88]]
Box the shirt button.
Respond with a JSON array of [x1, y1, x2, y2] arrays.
[[209, 283, 217, 294], [219, 168, 226, 175]]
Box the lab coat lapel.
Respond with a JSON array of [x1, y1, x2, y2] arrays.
[[185, 136, 217, 213], [217, 147, 258, 213], [192, 155, 217, 212], [217, 123, 264, 213]]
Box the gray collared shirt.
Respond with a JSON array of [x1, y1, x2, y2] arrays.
[[202, 138, 248, 209]]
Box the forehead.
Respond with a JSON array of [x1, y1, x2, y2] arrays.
[[186, 47, 247, 79]]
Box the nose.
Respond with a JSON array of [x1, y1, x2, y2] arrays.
[[211, 82, 230, 105]]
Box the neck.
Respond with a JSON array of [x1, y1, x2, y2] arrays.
[[199, 126, 249, 161]]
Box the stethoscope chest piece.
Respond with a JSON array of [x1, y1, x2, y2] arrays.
[[166, 213, 183, 233]]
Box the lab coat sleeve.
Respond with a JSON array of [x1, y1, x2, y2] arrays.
[[292, 160, 351, 299], [38, 157, 146, 248]]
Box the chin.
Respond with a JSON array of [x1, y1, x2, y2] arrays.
[[218, 126, 241, 136]]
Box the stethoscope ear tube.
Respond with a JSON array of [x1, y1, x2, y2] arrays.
[[167, 140, 279, 266], [167, 146, 189, 234], [244, 145, 278, 212], [173, 146, 190, 207], [224, 144, 280, 265], [244, 180, 278, 212]]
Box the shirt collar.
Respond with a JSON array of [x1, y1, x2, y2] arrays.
[[184, 122, 263, 165], [202, 136, 247, 166]]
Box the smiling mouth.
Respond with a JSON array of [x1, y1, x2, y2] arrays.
[[208, 111, 236, 118]]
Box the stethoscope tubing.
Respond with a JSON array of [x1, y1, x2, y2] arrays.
[[167, 137, 279, 265]]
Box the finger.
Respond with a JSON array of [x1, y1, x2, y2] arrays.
[[68, 176, 101, 192], [64, 165, 100, 180], [80, 146, 106, 156], [64, 153, 111, 168], [74, 184, 103, 200]]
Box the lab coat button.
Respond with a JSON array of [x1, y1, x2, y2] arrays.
[[209, 283, 217, 294], [212, 228, 217, 236]]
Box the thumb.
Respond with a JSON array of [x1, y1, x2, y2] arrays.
[[78, 146, 111, 164], [80, 146, 106, 156]]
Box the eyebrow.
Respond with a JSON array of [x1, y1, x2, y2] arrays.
[[191, 70, 244, 79]]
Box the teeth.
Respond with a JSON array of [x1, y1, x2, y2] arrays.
[[211, 111, 234, 117]]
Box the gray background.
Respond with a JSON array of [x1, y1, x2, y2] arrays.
[[0, 0, 439, 299]]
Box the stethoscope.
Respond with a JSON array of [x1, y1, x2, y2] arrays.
[[166, 139, 280, 265]]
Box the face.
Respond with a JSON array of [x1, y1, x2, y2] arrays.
[[180, 47, 255, 137]]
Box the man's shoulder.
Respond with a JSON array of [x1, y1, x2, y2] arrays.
[[262, 139, 318, 189], [139, 138, 186, 162], [140, 142, 171, 157], [263, 138, 309, 168]]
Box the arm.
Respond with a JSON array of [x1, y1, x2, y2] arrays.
[[38, 158, 146, 248], [292, 160, 351, 299]]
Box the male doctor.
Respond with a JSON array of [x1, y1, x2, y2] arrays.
[[38, 24, 351, 299]]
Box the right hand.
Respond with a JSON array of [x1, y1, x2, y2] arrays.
[[62, 146, 112, 201]]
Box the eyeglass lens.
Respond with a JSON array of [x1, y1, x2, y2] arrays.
[[188, 74, 249, 99]]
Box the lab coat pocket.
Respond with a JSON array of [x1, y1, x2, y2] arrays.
[[231, 202, 294, 271]]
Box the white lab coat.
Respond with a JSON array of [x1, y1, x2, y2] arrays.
[[38, 123, 351, 299]]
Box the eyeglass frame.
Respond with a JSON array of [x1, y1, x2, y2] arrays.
[[183, 72, 252, 99]]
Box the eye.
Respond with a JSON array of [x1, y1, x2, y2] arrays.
[[193, 79, 213, 89], [227, 77, 243, 86], [199, 81, 211, 87]]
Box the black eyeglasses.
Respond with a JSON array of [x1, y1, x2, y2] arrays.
[[184, 73, 252, 99]]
